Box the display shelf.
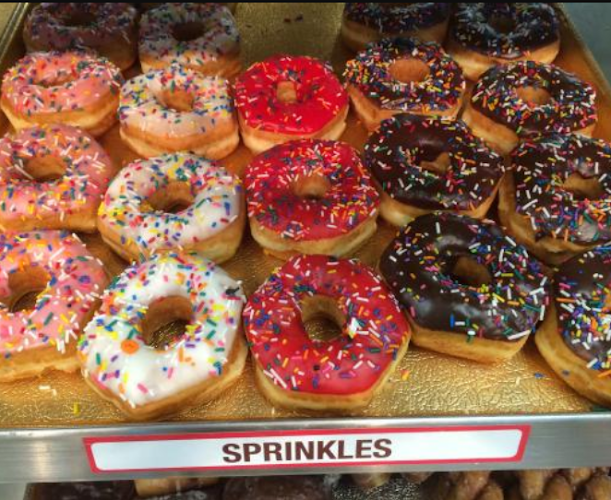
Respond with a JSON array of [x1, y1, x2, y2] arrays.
[[0, 3, 611, 483], [0, 413, 610, 482]]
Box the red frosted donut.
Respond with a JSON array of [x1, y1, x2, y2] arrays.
[[234, 55, 349, 154], [244, 139, 380, 259], [243, 255, 411, 411]]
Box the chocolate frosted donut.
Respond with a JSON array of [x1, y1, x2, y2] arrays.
[[464, 61, 597, 154], [344, 37, 465, 131], [341, 3, 451, 51], [500, 134, 611, 265], [364, 115, 505, 226], [223, 476, 331, 500], [380, 213, 550, 363], [536, 246, 611, 406], [448, 3, 560, 80]]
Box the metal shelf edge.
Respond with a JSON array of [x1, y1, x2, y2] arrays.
[[0, 413, 609, 482]]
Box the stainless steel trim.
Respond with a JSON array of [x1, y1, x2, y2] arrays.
[[0, 413, 609, 482]]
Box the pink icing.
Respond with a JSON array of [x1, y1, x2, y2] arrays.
[[0, 125, 114, 228], [1, 51, 123, 115], [0, 231, 108, 355]]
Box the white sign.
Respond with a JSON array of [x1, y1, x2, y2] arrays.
[[85, 426, 530, 473]]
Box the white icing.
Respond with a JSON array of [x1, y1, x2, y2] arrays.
[[79, 252, 245, 407], [139, 4, 239, 68], [119, 65, 235, 139], [98, 152, 242, 256]]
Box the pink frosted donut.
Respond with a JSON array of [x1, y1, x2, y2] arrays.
[[23, 3, 139, 70], [0, 230, 108, 381], [0, 124, 115, 233], [1, 51, 124, 136]]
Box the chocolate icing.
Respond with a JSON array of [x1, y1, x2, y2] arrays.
[[451, 3, 559, 59], [344, 3, 451, 33], [223, 475, 331, 500], [380, 213, 550, 341], [34, 481, 134, 500], [344, 37, 465, 112], [555, 246, 611, 370], [364, 115, 504, 210], [511, 133, 611, 244], [471, 61, 597, 136]]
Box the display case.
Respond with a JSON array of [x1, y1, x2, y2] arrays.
[[0, 3, 609, 490]]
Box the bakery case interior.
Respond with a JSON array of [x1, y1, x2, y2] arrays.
[[0, 2, 610, 500]]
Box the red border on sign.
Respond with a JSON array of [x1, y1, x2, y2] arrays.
[[84, 425, 531, 474]]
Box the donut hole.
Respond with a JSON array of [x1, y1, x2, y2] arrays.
[[420, 152, 451, 175], [277, 81, 298, 104], [141, 296, 193, 349], [0, 267, 49, 313], [488, 14, 516, 34], [563, 172, 604, 201], [172, 21, 205, 42], [389, 58, 430, 84], [22, 155, 66, 182], [292, 174, 331, 200], [301, 295, 344, 344], [516, 86, 552, 109], [160, 90, 195, 113], [62, 10, 96, 28], [37, 72, 76, 88], [449, 256, 492, 288], [144, 181, 194, 214]]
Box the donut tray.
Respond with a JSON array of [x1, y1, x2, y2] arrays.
[[0, 2, 610, 482]]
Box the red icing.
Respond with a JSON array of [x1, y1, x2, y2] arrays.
[[234, 54, 348, 135], [243, 255, 410, 396], [245, 139, 380, 241]]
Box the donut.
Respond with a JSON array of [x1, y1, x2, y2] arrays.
[[340, 3, 451, 52], [78, 252, 247, 420], [32, 482, 135, 500], [119, 64, 239, 159], [364, 115, 505, 227], [536, 246, 611, 407], [23, 3, 139, 71], [344, 38, 465, 132], [380, 213, 550, 363], [97, 152, 244, 264], [0, 124, 115, 233], [0, 231, 108, 382], [447, 3, 560, 81], [244, 139, 379, 259], [1, 51, 123, 137], [134, 477, 219, 498], [351, 473, 392, 490], [223, 476, 332, 500], [499, 134, 611, 266], [139, 3, 240, 78], [234, 55, 349, 154], [243, 254, 411, 411], [463, 61, 598, 154]]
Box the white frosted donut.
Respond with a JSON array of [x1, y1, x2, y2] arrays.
[[78, 252, 247, 419], [97, 152, 244, 263], [119, 65, 239, 159], [139, 3, 240, 77]]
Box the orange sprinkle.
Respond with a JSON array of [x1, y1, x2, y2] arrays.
[[120, 339, 139, 355]]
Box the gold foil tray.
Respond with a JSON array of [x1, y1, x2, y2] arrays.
[[0, 3, 607, 427]]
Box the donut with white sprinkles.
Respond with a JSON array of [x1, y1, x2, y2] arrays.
[[380, 213, 550, 363]]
